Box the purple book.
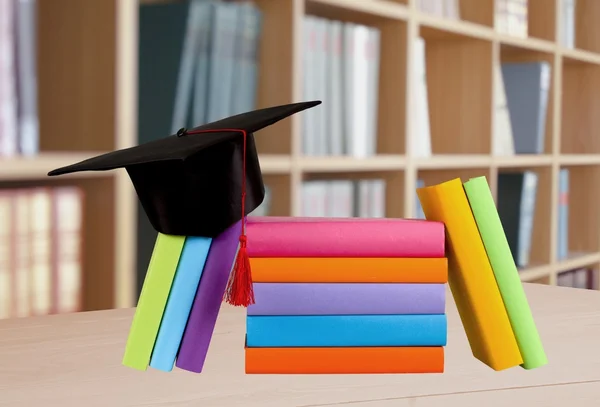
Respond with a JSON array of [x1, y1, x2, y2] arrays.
[[175, 221, 240, 373], [247, 283, 446, 315]]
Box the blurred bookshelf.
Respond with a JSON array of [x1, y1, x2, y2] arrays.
[[1, 0, 599, 318]]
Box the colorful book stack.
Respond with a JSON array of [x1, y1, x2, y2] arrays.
[[243, 217, 449, 374], [117, 179, 547, 375], [417, 177, 548, 371]]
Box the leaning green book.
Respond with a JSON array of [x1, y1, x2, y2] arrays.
[[463, 176, 548, 369], [122, 233, 186, 370]]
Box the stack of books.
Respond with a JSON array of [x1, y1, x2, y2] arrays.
[[243, 217, 448, 374], [121, 178, 548, 375]]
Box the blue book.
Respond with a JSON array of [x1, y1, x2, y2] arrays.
[[149, 236, 212, 371], [501, 61, 551, 155], [557, 169, 569, 260], [416, 179, 425, 219], [246, 315, 447, 347]]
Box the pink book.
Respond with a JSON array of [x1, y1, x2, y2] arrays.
[[246, 217, 445, 258]]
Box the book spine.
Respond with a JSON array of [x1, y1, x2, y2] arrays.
[[206, 3, 238, 122], [326, 180, 353, 217], [246, 314, 448, 347], [176, 221, 241, 373], [0, 0, 19, 157], [517, 172, 537, 267], [246, 221, 445, 257], [190, 2, 214, 126], [496, 0, 508, 34], [248, 283, 446, 315], [369, 179, 385, 217], [29, 188, 52, 316], [15, 0, 39, 155], [122, 233, 186, 371], [301, 16, 315, 155], [52, 187, 84, 314], [463, 176, 547, 369], [14, 189, 31, 317], [314, 18, 328, 155], [356, 180, 371, 217], [415, 179, 426, 218], [557, 168, 569, 260], [300, 181, 328, 217], [245, 347, 444, 374], [536, 63, 551, 154], [149, 236, 212, 372], [328, 20, 344, 155], [249, 257, 448, 283], [492, 63, 515, 156], [410, 37, 432, 157], [350, 25, 370, 158], [0, 192, 13, 319], [170, 0, 202, 132], [366, 26, 380, 156], [231, 3, 261, 115], [342, 22, 355, 156]]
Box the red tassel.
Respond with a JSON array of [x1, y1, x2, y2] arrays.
[[185, 127, 255, 307], [224, 235, 255, 307]]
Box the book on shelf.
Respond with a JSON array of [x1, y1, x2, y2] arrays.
[[0, 0, 39, 157], [492, 60, 552, 156], [410, 37, 432, 158], [557, 168, 569, 261], [501, 61, 551, 155], [300, 179, 385, 218], [492, 63, 515, 156], [495, 0, 528, 38], [557, 268, 597, 290], [496, 171, 538, 269], [302, 16, 380, 157], [136, 0, 262, 292], [415, 179, 426, 219], [0, 186, 84, 320], [417, 0, 460, 20], [250, 185, 271, 217], [559, 0, 576, 49]]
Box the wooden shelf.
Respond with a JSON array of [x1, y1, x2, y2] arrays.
[[415, 155, 491, 169], [520, 264, 553, 282], [258, 155, 294, 174], [306, 0, 409, 21], [6, 0, 600, 311], [0, 152, 111, 181], [299, 155, 405, 172]]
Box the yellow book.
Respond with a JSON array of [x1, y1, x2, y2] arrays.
[[417, 178, 522, 371]]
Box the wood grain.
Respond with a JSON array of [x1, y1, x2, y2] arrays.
[[0, 283, 598, 406]]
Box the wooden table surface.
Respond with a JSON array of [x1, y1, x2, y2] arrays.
[[0, 283, 599, 406]]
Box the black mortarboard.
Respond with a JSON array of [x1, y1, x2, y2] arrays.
[[48, 100, 321, 307], [48, 101, 321, 238]]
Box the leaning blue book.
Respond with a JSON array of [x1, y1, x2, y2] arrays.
[[149, 236, 212, 371]]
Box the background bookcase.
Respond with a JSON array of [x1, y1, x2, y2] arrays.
[[3, 0, 600, 314]]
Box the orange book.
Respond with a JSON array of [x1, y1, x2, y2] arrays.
[[245, 346, 444, 374], [249, 257, 448, 283]]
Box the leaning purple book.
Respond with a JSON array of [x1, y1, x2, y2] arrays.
[[175, 221, 240, 373]]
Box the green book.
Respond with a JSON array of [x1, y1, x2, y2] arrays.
[[463, 176, 548, 370], [122, 233, 186, 370]]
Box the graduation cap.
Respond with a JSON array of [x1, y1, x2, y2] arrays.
[[48, 100, 322, 307]]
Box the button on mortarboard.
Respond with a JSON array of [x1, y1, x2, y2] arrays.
[[47, 100, 322, 238]]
